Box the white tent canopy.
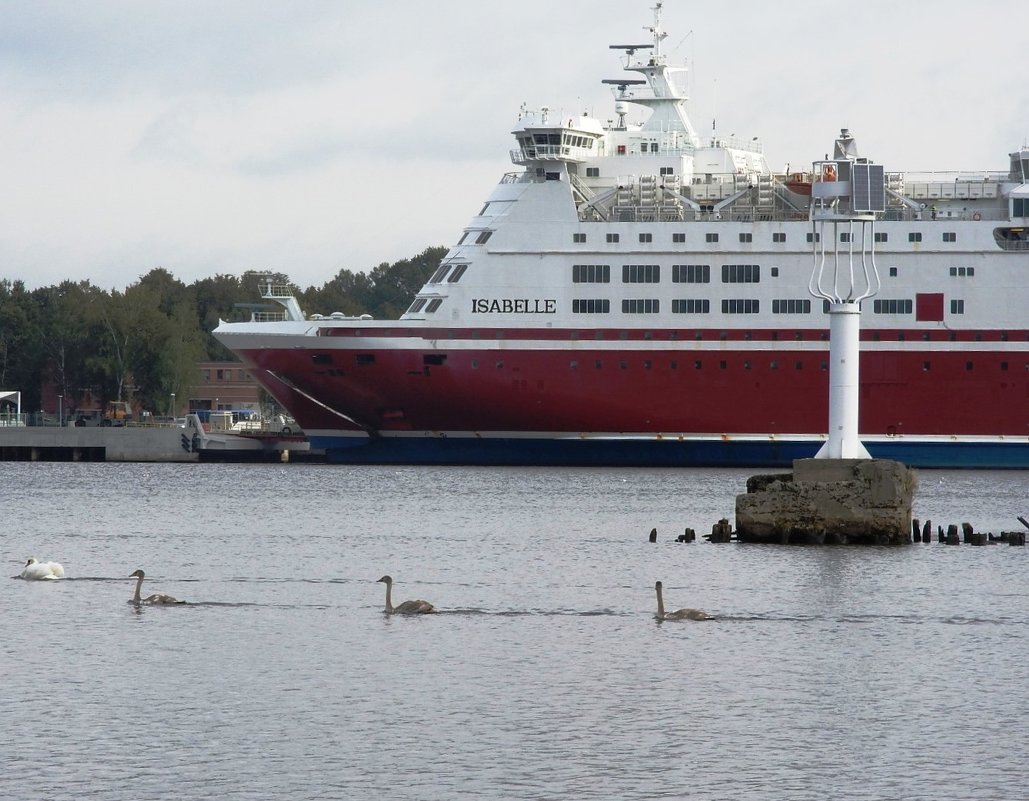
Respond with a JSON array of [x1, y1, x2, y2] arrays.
[[0, 390, 22, 415]]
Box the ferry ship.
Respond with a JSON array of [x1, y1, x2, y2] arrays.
[[214, 4, 1029, 468]]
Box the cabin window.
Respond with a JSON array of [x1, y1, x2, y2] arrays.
[[721, 264, 760, 283], [672, 264, 710, 283], [425, 298, 444, 313], [446, 264, 468, 283], [407, 298, 428, 313], [573, 233, 586, 243], [586, 167, 600, 177], [943, 232, 957, 242], [772, 232, 786, 243], [840, 232, 851, 242], [617, 145, 626, 155], [872, 299, 913, 314], [622, 264, 660, 283], [889, 267, 898, 277], [622, 299, 660, 314], [649, 143, 658, 153], [672, 232, 685, 243], [457, 232, 470, 245], [875, 232, 888, 242], [950, 299, 965, 314], [770, 267, 780, 277], [311, 353, 332, 365], [545, 172, 560, 181], [572, 264, 610, 283], [606, 233, 620, 243], [672, 299, 710, 314], [660, 166, 674, 176], [909, 232, 922, 242], [356, 354, 375, 365], [722, 299, 760, 314], [639, 233, 653, 243], [572, 299, 610, 314], [705, 233, 719, 243], [806, 232, 821, 243], [772, 299, 811, 314], [475, 231, 493, 244], [429, 264, 452, 283], [949, 266, 974, 276], [739, 233, 753, 243]]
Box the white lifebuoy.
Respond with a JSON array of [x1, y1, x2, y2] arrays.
[[972, 211, 982, 221]]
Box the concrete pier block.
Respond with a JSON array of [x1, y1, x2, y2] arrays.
[[735, 458, 917, 546]]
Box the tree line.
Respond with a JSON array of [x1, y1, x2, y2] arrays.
[[0, 246, 446, 416]]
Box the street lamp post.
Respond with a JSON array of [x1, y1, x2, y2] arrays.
[[170, 392, 176, 417]]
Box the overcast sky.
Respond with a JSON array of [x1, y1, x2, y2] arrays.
[[2, 0, 1025, 292]]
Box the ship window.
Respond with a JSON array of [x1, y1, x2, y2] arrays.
[[533, 134, 548, 145], [1001, 361, 1008, 371], [622, 264, 660, 283], [806, 232, 821, 243], [875, 232, 888, 242], [446, 264, 468, 282], [475, 231, 493, 244], [425, 298, 444, 313], [966, 361, 973, 371], [909, 232, 922, 242], [890, 267, 898, 277], [739, 233, 753, 243], [573, 232, 586, 243], [606, 233, 620, 243], [722, 299, 760, 314], [311, 353, 332, 365], [545, 172, 560, 181], [407, 298, 428, 313], [478, 204, 489, 215], [595, 360, 602, 369], [644, 360, 652, 369], [772, 232, 786, 243], [650, 143, 658, 153], [719, 361, 727, 370], [471, 360, 479, 369], [586, 167, 600, 178], [772, 299, 812, 314], [950, 299, 965, 314], [672, 232, 685, 243], [770, 267, 779, 277], [672, 299, 710, 314], [429, 265, 451, 283], [694, 360, 702, 369], [457, 232, 470, 245], [660, 166, 674, 176], [770, 361, 778, 370], [570, 360, 578, 369], [872, 299, 913, 314], [617, 145, 626, 155], [705, 233, 719, 243], [639, 233, 653, 243], [672, 264, 710, 283], [572, 298, 610, 314], [943, 232, 957, 242], [841, 232, 851, 242], [356, 354, 376, 365], [572, 264, 610, 283], [722, 264, 760, 283], [622, 299, 660, 314]]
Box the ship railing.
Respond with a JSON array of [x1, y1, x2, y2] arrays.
[[253, 311, 288, 323], [261, 284, 295, 300]]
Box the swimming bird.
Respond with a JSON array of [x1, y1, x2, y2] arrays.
[[377, 575, 435, 615], [21, 557, 65, 580], [654, 580, 713, 621], [129, 569, 185, 605]]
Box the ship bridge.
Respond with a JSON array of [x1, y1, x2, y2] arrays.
[[511, 111, 606, 165]]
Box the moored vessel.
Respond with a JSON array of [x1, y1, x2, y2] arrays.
[[214, 4, 1029, 468]]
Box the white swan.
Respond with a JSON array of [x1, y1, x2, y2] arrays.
[[129, 569, 185, 605], [377, 575, 435, 615], [655, 580, 713, 621], [21, 557, 65, 580]]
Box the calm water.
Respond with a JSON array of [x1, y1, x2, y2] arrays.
[[3, 462, 1028, 800]]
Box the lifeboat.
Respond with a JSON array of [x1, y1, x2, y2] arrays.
[[784, 172, 813, 195]]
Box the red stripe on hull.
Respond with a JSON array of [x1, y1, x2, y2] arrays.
[[237, 344, 1028, 438]]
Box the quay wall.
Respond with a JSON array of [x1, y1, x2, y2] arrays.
[[0, 426, 197, 462]]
